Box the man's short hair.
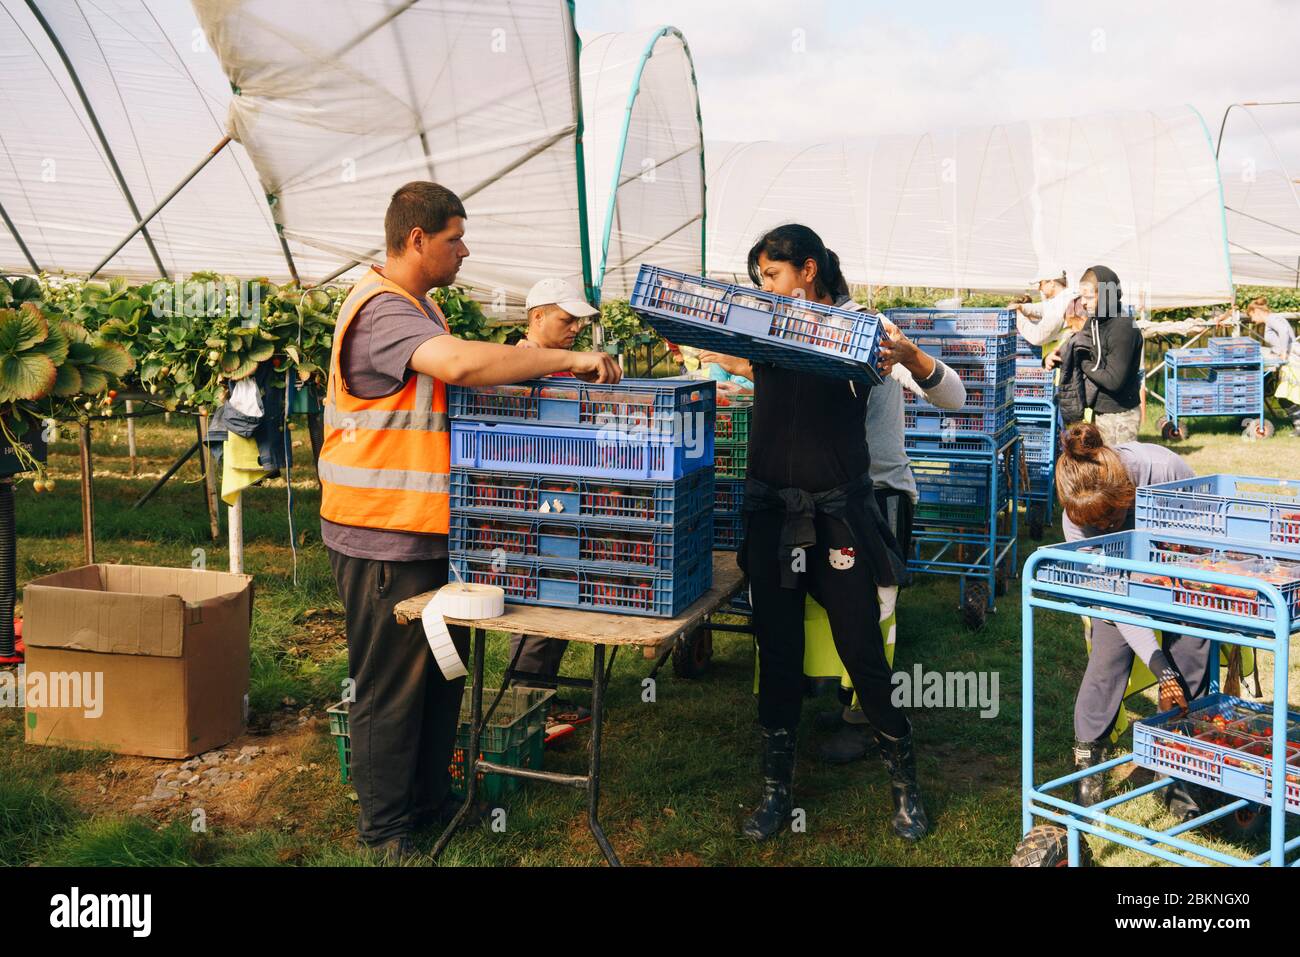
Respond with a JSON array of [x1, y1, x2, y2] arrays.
[[385, 181, 467, 253]]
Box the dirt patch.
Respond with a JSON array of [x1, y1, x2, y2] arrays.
[[59, 721, 339, 833], [286, 608, 346, 663]]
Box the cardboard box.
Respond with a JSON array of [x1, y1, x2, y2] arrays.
[[22, 564, 253, 759]]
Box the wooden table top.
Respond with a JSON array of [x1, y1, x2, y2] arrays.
[[394, 551, 746, 658]]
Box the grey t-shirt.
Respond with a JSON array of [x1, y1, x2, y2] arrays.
[[1060, 441, 1194, 666], [320, 292, 449, 562], [1264, 314, 1296, 359]]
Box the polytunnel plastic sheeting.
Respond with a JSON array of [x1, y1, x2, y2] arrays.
[[192, 0, 588, 317], [579, 27, 704, 303], [706, 107, 1235, 309], [1216, 103, 1300, 289], [0, 0, 336, 282]]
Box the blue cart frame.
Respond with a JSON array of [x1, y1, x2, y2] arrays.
[[1020, 547, 1296, 866], [907, 431, 1020, 628], [1015, 398, 1058, 539], [1163, 349, 1267, 440]]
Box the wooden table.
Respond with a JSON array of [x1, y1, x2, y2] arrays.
[[394, 551, 746, 866]]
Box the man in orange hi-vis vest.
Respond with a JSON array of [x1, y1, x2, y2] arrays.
[[320, 182, 620, 862]]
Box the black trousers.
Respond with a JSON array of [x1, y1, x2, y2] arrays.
[[507, 632, 568, 688], [327, 548, 469, 845], [745, 508, 907, 737], [1075, 621, 1212, 742]]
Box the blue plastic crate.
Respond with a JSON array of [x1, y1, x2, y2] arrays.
[[1169, 347, 1261, 369], [904, 378, 1013, 413], [912, 458, 1009, 515], [1013, 379, 1055, 401], [882, 308, 1015, 335], [1135, 474, 1300, 546], [714, 478, 745, 513], [1214, 368, 1260, 388], [1208, 337, 1261, 360], [451, 420, 713, 481], [630, 265, 885, 386], [946, 354, 1016, 387], [450, 467, 713, 527], [1020, 424, 1054, 465], [911, 332, 1017, 363], [904, 401, 1015, 435], [451, 510, 711, 573], [448, 377, 715, 435], [1033, 529, 1300, 626], [1016, 335, 1039, 358], [905, 423, 1018, 453], [1133, 694, 1300, 814], [451, 551, 712, 618], [713, 512, 745, 551]]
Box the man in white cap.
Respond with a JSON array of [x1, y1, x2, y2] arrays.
[[506, 278, 599, 724], [1011, 266, 1084, 357], [518, 277, 599, 352]]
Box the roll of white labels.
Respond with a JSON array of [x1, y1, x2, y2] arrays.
[[421, 583, 506, 680]]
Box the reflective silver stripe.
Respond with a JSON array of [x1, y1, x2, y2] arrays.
[[322, 402, 448, 432], [317, 459, 450, 494], [415, 372, 434, 407]]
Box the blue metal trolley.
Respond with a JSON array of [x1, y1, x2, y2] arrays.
[[1017, 530, 1297, 866], [1160, 340, 1270, 441]]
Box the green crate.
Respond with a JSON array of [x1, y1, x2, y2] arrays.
[[914, 501, 989, 525], [327, 687, 553, 801], [714, 440, 748, 479], [714, 401, 752, 444]]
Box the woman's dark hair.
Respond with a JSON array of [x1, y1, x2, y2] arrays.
[[747, 224, 849, 301], [1055, 421, 1136, 528]]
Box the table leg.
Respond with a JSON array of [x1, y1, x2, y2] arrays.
[[587, 643, 620, 866], [430, 625, 484, 863]]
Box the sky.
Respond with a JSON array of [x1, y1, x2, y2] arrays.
[[574, 0, 1300, 156]]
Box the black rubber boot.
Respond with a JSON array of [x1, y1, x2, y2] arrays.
[[742, 727, 796, 841], [818, 718, 872, 764], [1163, 779, 1209, 822], [873, 723, 929, 841], [1073, 739, 1107, 807]]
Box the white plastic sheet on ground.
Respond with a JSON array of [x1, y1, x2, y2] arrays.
[[707, 107, 1235, 309], [193, 0, 588, 317], [0, 0, 339, 281], [1217, 103, 1300, 288], [579, 27, 704, 303]]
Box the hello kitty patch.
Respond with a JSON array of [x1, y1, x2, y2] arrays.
[[828, 546, 856, 570]]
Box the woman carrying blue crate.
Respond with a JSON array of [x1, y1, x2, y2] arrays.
[[1055, 421, 1216, 817], [698, 224, 964, 844]]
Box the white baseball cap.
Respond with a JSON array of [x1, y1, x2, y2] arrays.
[[1034, 265, 1069, 285], [525, 277, 598, 318]]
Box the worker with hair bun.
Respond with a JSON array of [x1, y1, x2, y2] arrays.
[[1055, 420, 1212, 817]]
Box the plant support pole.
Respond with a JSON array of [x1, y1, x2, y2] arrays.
[[228, 495, 243, 574], [197, 413, 220, 541], [79, 421, 95, 565], [125, 399, 136, 475]]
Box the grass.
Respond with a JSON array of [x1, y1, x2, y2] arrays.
[[2, 403, 1297, 866]]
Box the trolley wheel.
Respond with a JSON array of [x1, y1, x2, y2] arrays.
[[1159, 417, 1187, 441], [1242, 419, 1275, 440], [1010, 825, 1094, 867], [961, 581, 990, 631], [671, 626, 713, 679], [1212, 801, 1271, 843], [1028, 502, 1046, 541]]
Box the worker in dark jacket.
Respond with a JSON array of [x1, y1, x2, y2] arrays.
[[1048, 265, 1142, 442]]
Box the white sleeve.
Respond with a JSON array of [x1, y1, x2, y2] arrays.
[[892, 360, 966, 410], [1016, 296, 1067, 347]]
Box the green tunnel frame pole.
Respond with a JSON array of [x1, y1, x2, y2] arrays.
[[594, 25, 707, 297], [24, 0, 167, 279], [87, 135, 233, 280], [0, 198, 40, 273]]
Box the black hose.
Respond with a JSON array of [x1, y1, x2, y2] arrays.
[[0, 479, 15, 657]]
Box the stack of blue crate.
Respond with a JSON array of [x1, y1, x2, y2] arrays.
[[883, 308, 1021, 619], [1011, 335, 1058, 537], [711, 396, 750, 551], [447, 378, 716, 617]]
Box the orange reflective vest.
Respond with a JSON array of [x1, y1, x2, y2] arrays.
[[318, 267, 451, 535]]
